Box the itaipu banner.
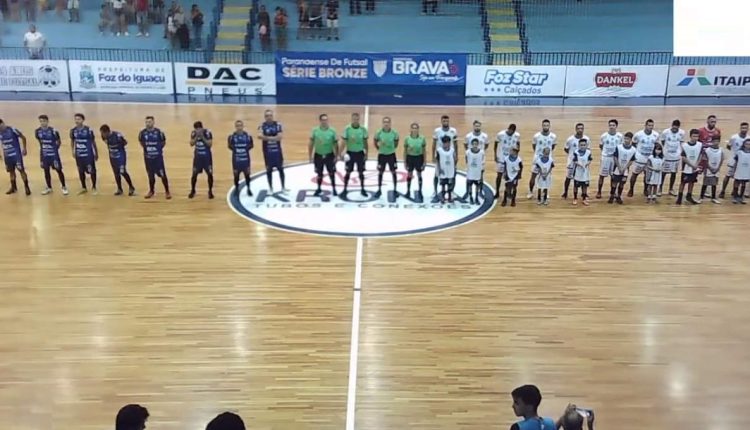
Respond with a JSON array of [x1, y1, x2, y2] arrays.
[[275, 52, 467, 86]]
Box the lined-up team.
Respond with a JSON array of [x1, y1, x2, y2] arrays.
[[2, 112, 749, 205]]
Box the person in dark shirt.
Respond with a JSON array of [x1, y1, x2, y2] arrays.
[[205, 412, 246, 430], [325, 0, 338, 40], [115, 404, 149, 430]]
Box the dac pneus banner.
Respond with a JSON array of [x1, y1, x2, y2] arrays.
[[465, 66, 566, 96], [68, 61, 173, 94], [276, 52, 467, 85], [667, 65, 750, 96], [174, 63, 276, 95], [0, 60, 70, 93]]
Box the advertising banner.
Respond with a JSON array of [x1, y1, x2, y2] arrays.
[[0, 60, 69, 93], [667, 65, 750, 96], [174, 63, 276, 95], [276, 52, 467, 86], [465, 65, 566, 97], [68, 61, 173, 94], [564, 65, 669, 97]]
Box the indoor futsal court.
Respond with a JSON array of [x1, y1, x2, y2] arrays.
[[2, 101, 750, 430]]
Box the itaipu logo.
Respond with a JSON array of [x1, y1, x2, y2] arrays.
[[228, 161, 495, 238], [677, 68, 712, 86], [678, 68, 750, 87]]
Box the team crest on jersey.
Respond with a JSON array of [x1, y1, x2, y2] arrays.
[[228, 161, 495, 237]]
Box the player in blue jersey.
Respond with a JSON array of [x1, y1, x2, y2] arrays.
[[189, 121, 214, 199], [0, 119, 31, 195], [36, 115, 68, 195], [100, 125, 136, 196], [257, 110, 287, 192], [139, 116, 171, 200], [70, 113, 99, 194], [228, 119, 254, 197]]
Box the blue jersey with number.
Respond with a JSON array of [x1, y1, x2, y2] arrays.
[[229, 132, 253, 162], [70, 126, 96, 159], [260, 121, 283, 154], [106, 131, 127, 160], [192, 129, 213, 159], [139, 127, 166, 159], [0, 127, 22, 158], [36, 127, 61, 158]]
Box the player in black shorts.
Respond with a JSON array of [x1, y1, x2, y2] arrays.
[[341, 113, 368, 197], [403, 122, 427, 200]]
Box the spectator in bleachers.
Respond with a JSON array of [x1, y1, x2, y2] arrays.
[[153, 0, 164, 24], [23, 23, 45, 58], [174, 5, 189, 48], [164, 1, 176, 37], [422, 0, 437, 15], [112, 0, 129, 35], [308, 0, 322, 39], [67, 0, 78, 22], [257, 4, 269, 28], [190, 3, 202, 48], [54, 0, 64, 18], [8, 0, 20, 21], [135, 0, 149, 36], [98, 3, 113, 34], [325, 0, 338, 40], [364, 0, 373, 13], [296, 0, 308, 39], [258, 18, 270, 51], [22, 0, 36, 21], [125, 0, 135, 26], [206, 412, 246, 430], [115, 404, 150, 430], [274, 7, 288, 50]]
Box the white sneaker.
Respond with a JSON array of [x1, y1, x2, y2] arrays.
[[711, 198, 721, 204], [136, 32, 143, 36], [656, 191, 662, 197], [116, 32, 121, 36], [526, 192, 534, 199], [62, 187, 69, 195], [145, 32, 150, 37], [92, 188, 99, 195], [41, 187, 52, 195], [669, 189, 677, 196], [124, 32, 130, 36]]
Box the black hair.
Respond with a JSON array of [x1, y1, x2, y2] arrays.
[[471, 138, 479, 144], [194, 121, 203, 129], [672, 119, 681, 127], [645, 119, 654, 124], [575, 122, 584, 128], [707, 114, 717, 120], [511, 385, 542, 409], [624, 131, 634, 139], [508, 123, 517, 132], [74, 113, 85, 121], [206, 412, 246, 430], [542, 119, 550, 124], [689, 128, 700, 136], [145, 116, 154, 120], [653, 144, 664, 158], [473, 120, 481, 126], [578, 138, 588, 144], [115, 404, 149, 430], [441, 135, 452, 143], [100, 124, 111, 133], [441, 115, 450, 120], [38, 114, 49, 121], [608, 119, 618, 126], [741, 122, 748, 127]]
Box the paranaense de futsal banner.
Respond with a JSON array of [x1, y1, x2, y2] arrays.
[[174, 63, 276, 96], [465, 65, 566, 97], [666, 65, 750, 96], [275, 52, 467, 86], [68, 61, 173, 94], [0, 60, 70, 93], [564, 65, 669, 97]]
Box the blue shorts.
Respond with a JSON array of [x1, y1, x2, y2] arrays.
[[193, 155, 213, 174], [4, 155, 24, 172], [41, 155, 62, 170], [110, 154, 127, 173], [145, 156, 166, 177], [264, 150, 283, 170], [232, 158, 250, 172], [76, 157, 96, 174]]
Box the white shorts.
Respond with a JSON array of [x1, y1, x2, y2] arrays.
[[566, 161, 575, 179], [726, 160, 736, 177], [327, 19, 338, 28], [663, 159, 680, 173], [599, 156, 615, 176], [496, 161, 505, 173], [632, 161, 647, 175]]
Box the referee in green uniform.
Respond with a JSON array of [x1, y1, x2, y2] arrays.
[[308, 113, 339, 196], [374, 116, 399, 199], [340, 112, 369, 197], [403, 122, 427, 201]]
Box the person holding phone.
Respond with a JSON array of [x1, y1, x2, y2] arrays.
[[557, 404, 595, 430]]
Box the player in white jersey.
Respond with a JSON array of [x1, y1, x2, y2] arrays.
[[596, 119, 624, 199], [676, 129, 704, 205], [464, 120, 489, 150], [645, 144, 664, 203], [534, 146, 554, 205], [720, 122, 748, 199], [501, 146, 523, 207], [659, 119, 685, 196], [494, 123, 520, 199], [731, 138, 750, 204], [562, 122, 589, 199], [527, 119, 557, 198], [571, 139, 593, 205], [700, 137, 724, 204], [436, 135, 457, 203], [432, 115, 458, 198], [465, 138, 485, 205], [629, 119, 660, 197], [609, 132, 636, 204]]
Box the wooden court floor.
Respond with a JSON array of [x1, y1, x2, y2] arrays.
[[1, 102, 750, 430]]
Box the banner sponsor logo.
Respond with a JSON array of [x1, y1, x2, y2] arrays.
[[465, 66, 566, 97], [276, 52, 466, 86], [565, 65, 668, 97], [69, 61, 173, 94], [174, 63, 276, 95], [668, 66, 750, 96], [0, 60, 69, 93]]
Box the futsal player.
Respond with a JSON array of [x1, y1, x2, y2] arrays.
[[572, 138, 592, 206], [228, 120, 254, 197], [308, 113, 338, 197], [527, 119, 556, 199], [494, 123, 520, 199], [731, 138, 750, 204], [374, 116, 399, 199], [465, 138, 485, 205], [258, 110, 287, 192], [675, 129, 703, 205], [502, 146, 522, 207], [436, 135, 456, 203], [139, 115, 171, 199], [403, 122, 426, 200], [719, 122, 748, 199], [596, 119, 623, 199], [0, 119, 31, 195], [534, 146, 554, 205], [562, 123, 589, 199], [659, 119, 685, 196], [341, 112, 368, 197], [629, 119, 660, 197], [70, 113, 99, 194], [700, 137, 724, 204], [464, 120, 489, 150], [36, 115, 67, 195], [609, 132, 636, 204], [432, 115, 457, 198], [188, 121, 214, 199], [100, 125, 136, 196]]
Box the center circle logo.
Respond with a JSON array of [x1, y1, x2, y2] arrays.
[[228, 160, 495, 238]]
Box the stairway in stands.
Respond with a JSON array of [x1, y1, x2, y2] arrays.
[[486, 0, 524, 63], [213, 0, 252, 58]]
